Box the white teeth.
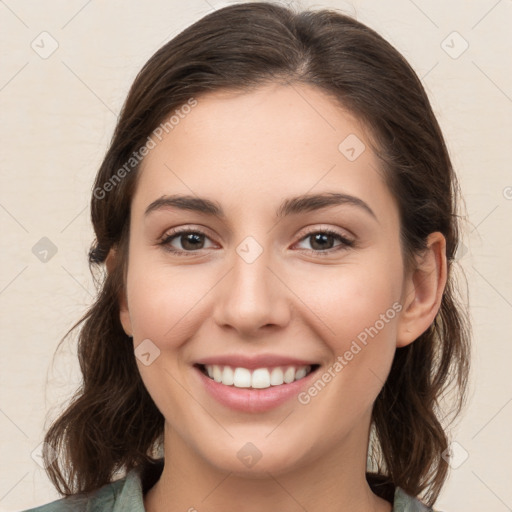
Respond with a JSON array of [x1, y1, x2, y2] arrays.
[[294, 367, 307, 380], [202, 364, 313, 389], [251, 368, 270, 389], [212, 365, 222, 382], [269, 367, 284, 386], [283, 366, 295, 384], [233, 367, 252, 388], [221, 365, 234, 386]]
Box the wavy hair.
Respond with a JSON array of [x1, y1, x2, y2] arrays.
[[42, 2, 471, 507]]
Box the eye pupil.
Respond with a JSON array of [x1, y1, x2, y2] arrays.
[[310, 233, 334, 250], [182, 233, 204, 250]]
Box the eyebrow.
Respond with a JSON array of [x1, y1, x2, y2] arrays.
[[144, 192, 377, 221]]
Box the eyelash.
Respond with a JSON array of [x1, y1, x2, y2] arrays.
[[158, 227, 355, 257]]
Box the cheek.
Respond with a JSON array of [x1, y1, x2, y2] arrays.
[[292, 253, 402, 404], [298, 254, 402, 349], [126, 257, 215, 346]]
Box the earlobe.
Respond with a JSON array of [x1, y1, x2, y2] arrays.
[[105, 248, 116, 275], [396, 232, 447, 348], [106, 247, 133, 337], [119, 301, 133, 338]]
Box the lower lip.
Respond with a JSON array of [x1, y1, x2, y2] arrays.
[[194, 365, 319, 413]]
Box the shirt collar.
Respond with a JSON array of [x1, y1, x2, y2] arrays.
[[112, 458, 164, 512]]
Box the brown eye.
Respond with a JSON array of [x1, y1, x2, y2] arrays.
[[295, 229, 354, 255], [160, 229, 215, 256]]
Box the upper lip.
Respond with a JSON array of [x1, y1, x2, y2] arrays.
[[195, 354, 319, 370]]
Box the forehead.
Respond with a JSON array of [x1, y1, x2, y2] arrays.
[[133, 83, 396, 226]]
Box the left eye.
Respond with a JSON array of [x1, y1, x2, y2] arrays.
[[294, 229, 354, 253]]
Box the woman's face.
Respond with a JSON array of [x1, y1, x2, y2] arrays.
[[119, 83, 412, 475]]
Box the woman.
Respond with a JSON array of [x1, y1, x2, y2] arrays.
[[24, 2, 470, 511]]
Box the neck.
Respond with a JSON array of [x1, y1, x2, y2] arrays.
[[144, 421, 392, 512]]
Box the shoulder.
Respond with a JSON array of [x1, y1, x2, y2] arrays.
[[20, 468, 143, 512], [393, 487, 445, 512]]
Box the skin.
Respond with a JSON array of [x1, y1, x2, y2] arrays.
[[108, 83, 447, 512]]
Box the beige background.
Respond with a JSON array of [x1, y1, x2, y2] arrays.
[[1, 0, 511, 510]]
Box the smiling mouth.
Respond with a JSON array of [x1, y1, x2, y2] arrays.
[[195, 363, 320, 389]]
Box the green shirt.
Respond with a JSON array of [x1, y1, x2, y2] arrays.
[[22, 459, 441, 512]]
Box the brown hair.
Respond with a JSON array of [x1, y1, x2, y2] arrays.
[[42, 2, 471, 507]]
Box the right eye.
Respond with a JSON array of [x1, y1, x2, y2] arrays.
[[159, 228, 216, 256]]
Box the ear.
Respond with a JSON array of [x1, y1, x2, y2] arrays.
[[105, 247, 133, 337], [396, 232, 447, 348]]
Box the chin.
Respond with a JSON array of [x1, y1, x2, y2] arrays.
[[199, 439, 307, 477]]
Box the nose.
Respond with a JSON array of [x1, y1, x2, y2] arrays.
[[212, 241, 291, 338]]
